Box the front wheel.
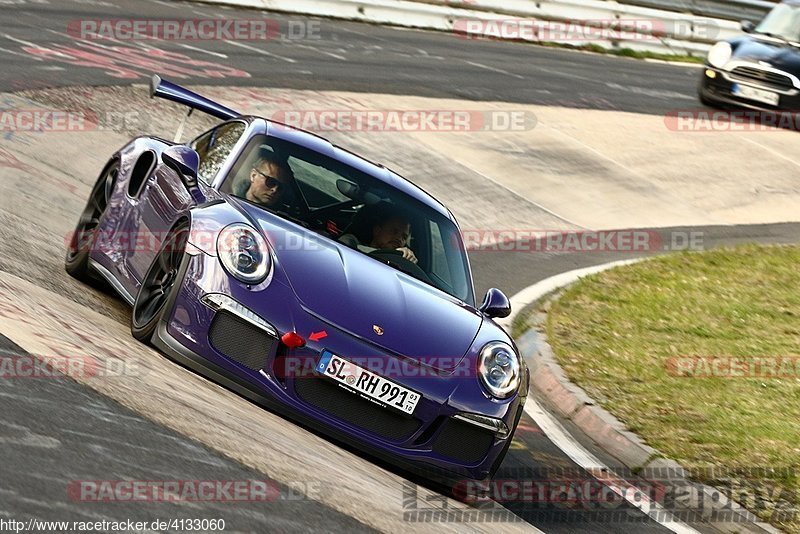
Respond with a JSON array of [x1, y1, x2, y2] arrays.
[[698, 91, 720, 109], [131, 221, 189, 343], [65, 160, 118, 282]]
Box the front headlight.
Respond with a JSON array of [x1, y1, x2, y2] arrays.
[[707, 42, 732, 69], [478, 342, 521, 398], [217, 223, 271, 284]]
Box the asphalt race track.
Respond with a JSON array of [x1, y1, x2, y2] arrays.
[[1, 1, 798, 533], [0, 0, 701, 113]]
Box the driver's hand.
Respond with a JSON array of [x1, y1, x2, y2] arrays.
[[396, 247, 417, 264]]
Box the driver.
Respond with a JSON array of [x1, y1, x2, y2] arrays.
[[340, 210, 418, 264], [243, 152, 292, 208]]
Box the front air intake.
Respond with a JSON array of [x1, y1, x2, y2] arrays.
[[433, 418, 495, 464], [208, 311, 276, 371]]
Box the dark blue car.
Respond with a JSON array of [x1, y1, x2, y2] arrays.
[[699, 0, 800, 111], [65, 75, 528, 485]]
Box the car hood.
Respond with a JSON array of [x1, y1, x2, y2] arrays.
[[237, 203, 482, 371], [730, 35, 800, 73]]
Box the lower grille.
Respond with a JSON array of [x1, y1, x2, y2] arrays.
[[731, 66, 794, 91], [295, 377, 420, 441], [208, 311, 276, 371], [433, 418, 495, 464]]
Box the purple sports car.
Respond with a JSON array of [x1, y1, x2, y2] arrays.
[[65, 75, 528, 485]]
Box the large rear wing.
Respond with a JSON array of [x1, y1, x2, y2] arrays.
[[150, 74, 239, 121]]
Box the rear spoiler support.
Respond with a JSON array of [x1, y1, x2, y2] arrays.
[[149, 74, 241, 141]]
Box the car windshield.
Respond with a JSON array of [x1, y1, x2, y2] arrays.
[[756, 3, 800, 42], [221, 134, 474, 305]]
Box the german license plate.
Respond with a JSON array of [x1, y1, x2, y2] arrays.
[[732, 83, 780, 106], [316, 351, 421, 415]]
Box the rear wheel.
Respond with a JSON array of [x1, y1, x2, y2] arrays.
[[65, 161, 118, 282], [131, 221, 189, 343]]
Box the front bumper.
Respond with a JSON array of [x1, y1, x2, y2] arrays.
[[154, 250, 525, 483], [699, 66, 800, 111]]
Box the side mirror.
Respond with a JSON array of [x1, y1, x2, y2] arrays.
[[162, 145, 200, 188], [741, 20, 755, 33], [479, 288, 511, 319]]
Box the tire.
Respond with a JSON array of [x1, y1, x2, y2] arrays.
[[65, 160, 119, 282], [130, 221, 189, 343], [699, 92, 720, 109]]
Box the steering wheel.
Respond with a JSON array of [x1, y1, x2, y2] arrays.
[[368, 249, 432, 284]]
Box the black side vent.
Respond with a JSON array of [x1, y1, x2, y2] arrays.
[[433, 418, 495, 464], [208, 311, 276, 371]]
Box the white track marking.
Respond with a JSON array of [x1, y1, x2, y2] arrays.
[[0, 46, 41, 59], [457, 164, 587, 230], [464, 60, 525, 80], [533, 66, 598, 83], [292, 43, 347, 61], [3, 34, 40, 48], [415, 48, 445, 60], [605, 82, 695, 100], [740, 136, 800, 169], [333, 24, 391, 43], [44, 28, 162, 53], [224, 40, 296, 63], [524, 397, 701, 534], [178, 43, 228, 59]]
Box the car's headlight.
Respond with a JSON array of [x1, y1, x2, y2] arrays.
[[217, 223, 271, 284], [707, 42, 732, 69], [478, 341, 521, 398]]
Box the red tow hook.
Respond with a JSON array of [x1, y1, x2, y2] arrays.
[[280, 331, 306, 349]]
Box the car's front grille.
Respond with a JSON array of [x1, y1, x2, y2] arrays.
[[208, 311, 276, 371], [730, 66, 795, 91], [294, 377, 421, 441], [433, 418, 495, 464]]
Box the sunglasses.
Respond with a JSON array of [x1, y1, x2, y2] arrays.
[[253, 168, 284, 190]]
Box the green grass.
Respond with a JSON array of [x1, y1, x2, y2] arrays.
[[511, 302, 540, 339], [545, 244, 800, 531]]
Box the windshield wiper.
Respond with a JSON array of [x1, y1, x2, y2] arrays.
[[757, 31, 792, 44]]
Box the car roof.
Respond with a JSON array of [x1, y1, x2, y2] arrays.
[[259, 118, 454, 221]]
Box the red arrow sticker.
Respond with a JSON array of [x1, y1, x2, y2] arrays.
[[309, 330, 328, 342]]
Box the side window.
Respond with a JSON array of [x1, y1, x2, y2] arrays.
[[191, 122, 246, 184]]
